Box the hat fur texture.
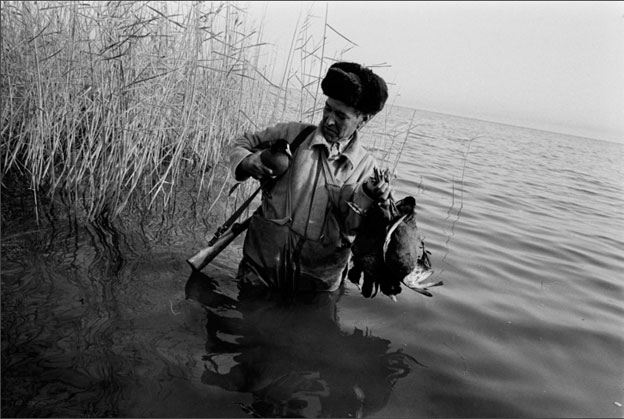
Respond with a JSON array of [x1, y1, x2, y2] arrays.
[[321, 62, 388, 115]]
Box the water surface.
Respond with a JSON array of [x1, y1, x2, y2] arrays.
[[2, 108, 623, 417]]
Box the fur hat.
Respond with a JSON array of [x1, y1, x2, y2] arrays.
[[321, 62, 388, 115]]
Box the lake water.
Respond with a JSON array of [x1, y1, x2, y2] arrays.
[[2, 107, 623, 418]]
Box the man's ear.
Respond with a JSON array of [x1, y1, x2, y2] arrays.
[[357, 115, 370, 130]]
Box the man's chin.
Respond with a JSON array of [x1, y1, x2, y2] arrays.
[[322, 128, 338, 142]]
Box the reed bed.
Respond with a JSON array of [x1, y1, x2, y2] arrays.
[[1, 1, 273, 223], [1, 1, 406, 227]]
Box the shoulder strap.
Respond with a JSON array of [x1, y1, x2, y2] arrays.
[[279, 124, 316, 218], [290, 124, 316, 152]]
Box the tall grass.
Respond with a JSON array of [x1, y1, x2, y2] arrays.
[[1, 1, 275, 223], [1, 1, 406, 227]]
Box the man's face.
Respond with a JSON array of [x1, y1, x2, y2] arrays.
[[321, 97, 366, 143]]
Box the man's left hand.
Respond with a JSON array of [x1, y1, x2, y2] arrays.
[[364, 168, 392, 202]]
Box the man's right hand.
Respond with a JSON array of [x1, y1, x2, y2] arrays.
[[237, 151, 275, 180]]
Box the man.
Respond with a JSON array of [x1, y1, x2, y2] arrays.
[[229, 61, 391, 295]]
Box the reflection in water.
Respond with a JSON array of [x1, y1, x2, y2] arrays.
[[1, 215, 135, 418], [185, 270, 423, 418]]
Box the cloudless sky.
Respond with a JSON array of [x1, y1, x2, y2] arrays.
[[243, 1, 624, 143]]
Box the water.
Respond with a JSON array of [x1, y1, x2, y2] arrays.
[[2, 108, 623, 417]]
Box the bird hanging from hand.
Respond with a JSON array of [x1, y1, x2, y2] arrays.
[[260, 139, 293, 178], [259, 139, 293, 199], [227, 139, 293, 198]]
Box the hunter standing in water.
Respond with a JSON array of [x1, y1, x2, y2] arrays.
[[230, 61, 391, 295]]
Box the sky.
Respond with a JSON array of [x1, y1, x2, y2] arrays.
[[242, 1, 624, 143]]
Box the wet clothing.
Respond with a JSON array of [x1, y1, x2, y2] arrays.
[[230, 122, 378, 293]]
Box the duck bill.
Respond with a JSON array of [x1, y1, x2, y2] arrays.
[[402, 269, 434, 287], [401, 268, 443, 297]]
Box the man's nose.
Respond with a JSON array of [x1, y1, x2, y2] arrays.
[[326, 115, 336, 126]]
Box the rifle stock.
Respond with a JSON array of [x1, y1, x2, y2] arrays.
[[186, 217, 251, 272]]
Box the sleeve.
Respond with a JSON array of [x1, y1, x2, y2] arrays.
[[229, 122, 296, 182]]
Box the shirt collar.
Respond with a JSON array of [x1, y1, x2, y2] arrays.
[[309, 127, 367, 167]]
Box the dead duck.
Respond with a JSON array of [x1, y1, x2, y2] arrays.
[[260, 139, 293, 177], [348, 195, 441, 299]]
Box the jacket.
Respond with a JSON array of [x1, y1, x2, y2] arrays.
[[229, 122, 378, 292]]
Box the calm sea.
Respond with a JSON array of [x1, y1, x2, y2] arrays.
[[2, 108, 623, 418]]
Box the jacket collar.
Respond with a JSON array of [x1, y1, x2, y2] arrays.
[[309, 126, 367, 168]]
